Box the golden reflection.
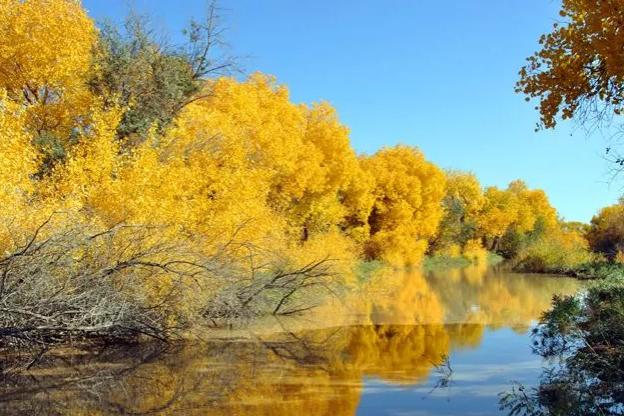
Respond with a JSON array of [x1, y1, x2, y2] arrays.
[[0, 268, 582, 415], [361, 268, 446, 325], [344, 324, 449, 384], [426, 265, 581, 330]]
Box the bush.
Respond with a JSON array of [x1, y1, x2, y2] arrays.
[[500, 276, 624, 415], [514, 229, 594, 274], [567, 261, 624, 280], [0, 217, 341, 347], [0, 221, 204, 346]]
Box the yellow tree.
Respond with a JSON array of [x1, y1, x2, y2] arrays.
[[50, 74, 367, 274], [432, 171, 484, 254], [289, 102, 362, 239], [477, 186, 519, 250], [153, 75, 367, 246], [0, 0, 98, 172], [445, 171, 485, 217], [340, 164, 376, 244], [46, 104, 123, 216], [0, 91, 41, 251], [477, 181, 559, 253], [517, 0, 624, 129], [361, 145, 446, 266], [162, 75, 361, 240], [587, 202, 624, 260], [506, 180, 558, 234]]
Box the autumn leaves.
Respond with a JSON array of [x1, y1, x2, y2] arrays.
[[0, 0, 581, 272]]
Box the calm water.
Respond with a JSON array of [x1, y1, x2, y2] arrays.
[[0, 266, 582, 415]]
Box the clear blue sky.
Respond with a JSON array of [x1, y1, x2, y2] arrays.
[[83, 0, 622, 223]]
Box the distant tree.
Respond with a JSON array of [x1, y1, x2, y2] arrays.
[[430, 171, 484, 253], [477, 187, 519, 251], [587, 202, 624, 260], [476, 181, 558, 256], [361, 145, 446, 266]]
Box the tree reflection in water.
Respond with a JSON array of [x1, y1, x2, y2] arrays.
[[0, 266, 581, 415]]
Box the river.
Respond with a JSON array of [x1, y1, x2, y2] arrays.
[[0, 264, 582, 415]]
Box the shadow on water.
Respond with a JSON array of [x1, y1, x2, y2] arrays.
[[0, 266, 584, 415]]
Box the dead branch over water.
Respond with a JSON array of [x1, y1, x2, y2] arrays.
[[0, 217, 341, 349]]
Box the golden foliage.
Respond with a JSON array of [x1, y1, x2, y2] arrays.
[[506, 180, 558, 233], [462, 239, 488, 265], [0, 91, 40, 250], [362, 146, 446, 266], [445, 171, 485, 217], [477, 181, 558, 241], [0, 0, 589, 338], [477, 186, 519, 240], [517, 0, 624, 128], [0, 0, 98, 139], [587, 202, 624, 259]]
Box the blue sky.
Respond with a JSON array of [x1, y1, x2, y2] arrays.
[[83, 0, 622, 222]]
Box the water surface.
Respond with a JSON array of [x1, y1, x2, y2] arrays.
[[0, 265, 582, 415]]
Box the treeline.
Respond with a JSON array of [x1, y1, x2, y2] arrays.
[[0, 0, 598, 346], [431, 174, 589, 271]]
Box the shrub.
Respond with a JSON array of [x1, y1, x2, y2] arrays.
[[0, 217, 341, 347], [515, 229, 594, 274]]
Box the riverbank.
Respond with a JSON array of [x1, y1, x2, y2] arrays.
[[426, 249, 624, 282], [513, 260, 624, 280]]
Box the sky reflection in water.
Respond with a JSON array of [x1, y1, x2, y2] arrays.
[[0, 266, 582, 415]]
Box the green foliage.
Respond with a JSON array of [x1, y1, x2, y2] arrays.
[[433, 195, 478, 251], [500, 277, 624, 416], [499, 216, 551, 260], [430, 171, 483, 253], [90, 6, 236, 146], [514, 237, 594, 274], [569, 261, 624, 280], [498, 229, 529, 259], [354, 260, 385, 283], [516, 259, 624, 280], [511, 219, 594, 275], [31, 131, 70, 177], [423, 255, 472, 271], [487, 252, 505, 266], [91, 16, 197, 143]]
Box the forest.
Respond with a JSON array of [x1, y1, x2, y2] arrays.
[[0, 0, 622, 358]]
